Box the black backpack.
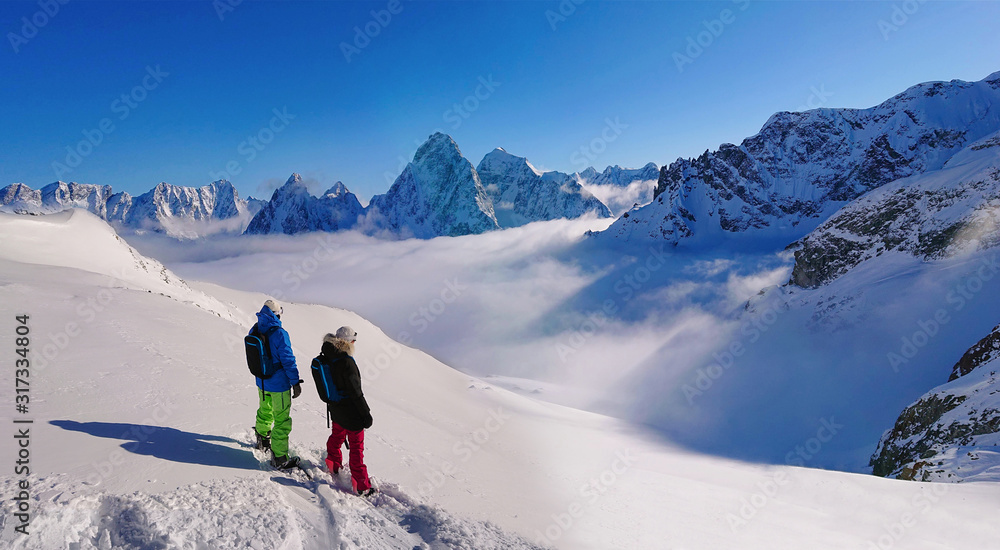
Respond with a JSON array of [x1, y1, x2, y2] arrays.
[[311, 356, 345, 403], [245, 325, 280, 379]]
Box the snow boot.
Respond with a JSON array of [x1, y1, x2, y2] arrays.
[[271, 454, 301, 470], [358, 487, 377, 498], [254, 429, 271, 451], [325, 456, 340, 476]]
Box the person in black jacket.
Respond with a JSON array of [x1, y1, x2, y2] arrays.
[[319, 326, 375, 496]]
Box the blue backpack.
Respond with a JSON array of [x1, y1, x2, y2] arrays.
[[245, 325, 280, 379], [311, 357, 344, 403]]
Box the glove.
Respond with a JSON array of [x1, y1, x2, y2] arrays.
[[292, 383, 302, 399]]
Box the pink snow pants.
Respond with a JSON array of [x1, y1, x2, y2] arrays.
[[326, 423, 371, 492]]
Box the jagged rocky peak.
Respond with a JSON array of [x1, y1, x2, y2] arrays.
[[603, 71, 1000, 244], [244, 174, 363, 236], [0, 179, 255, 237], [367, 132, 498, 239], [584, 163, 659, 187], [475, 146, 610, 228], [323, 181, 350, 197], [0, 182, 41, 205]]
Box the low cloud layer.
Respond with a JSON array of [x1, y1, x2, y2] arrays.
[[126, 220, 1000, 473]]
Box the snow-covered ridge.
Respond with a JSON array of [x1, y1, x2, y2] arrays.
[[789, 130, 1000, 289], [0, 179, 262, 238], [600, 71, 1000, 244], [0, 209, 238, 321]]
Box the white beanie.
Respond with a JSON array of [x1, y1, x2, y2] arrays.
[[335, 326, 357, 341], [264, 299, 282, 315]]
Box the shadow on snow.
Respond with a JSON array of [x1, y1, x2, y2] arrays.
[[50, 420, 261, 471]]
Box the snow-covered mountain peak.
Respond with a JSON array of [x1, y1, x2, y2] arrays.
[[323, 181, 347, 197], [413, 132, 464, 167], [283, 172, 305, 187], [244, 177, 363, 235], [601, 71, 1000, 244], [478, 147, 542, 177], [365, 133, 499, 238]]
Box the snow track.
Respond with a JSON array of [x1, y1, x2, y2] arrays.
[[1, 447, 541, 550]]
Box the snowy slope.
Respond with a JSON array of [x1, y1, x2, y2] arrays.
[[366, 133, 499, 238], [476, 148, 611, 228], [4, 213, 1000, 548], [244, 174, 364, 235], [0, 209, 236, 322], [601, 70, 1000, 244]]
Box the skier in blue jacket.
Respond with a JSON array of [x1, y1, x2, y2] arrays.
[[250, 299, 303, 469]]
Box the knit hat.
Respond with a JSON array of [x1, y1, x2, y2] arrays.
[[264, 299, 282, 316], [335, 326, 357, 341]]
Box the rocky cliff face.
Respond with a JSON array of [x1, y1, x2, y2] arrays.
[[871, 321, 1000, 482], [367, 133, 499, 238], [118, 180, 250, 232], [244, 175, 364, 235], [476, 148, 610, 228], [601, 71, 1000, 244], [790, 131, 1000, 289]]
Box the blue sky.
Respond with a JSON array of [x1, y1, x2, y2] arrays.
[[2, 0, 999, 203]]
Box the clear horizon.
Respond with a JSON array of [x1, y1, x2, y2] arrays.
[[2, 0, 999, 203]]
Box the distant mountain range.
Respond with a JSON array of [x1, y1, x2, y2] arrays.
[[0, 179, 264, 238], [0, 135, 653, 238]]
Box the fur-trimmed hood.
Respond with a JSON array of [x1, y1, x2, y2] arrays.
[[321, 333, 354, 357]]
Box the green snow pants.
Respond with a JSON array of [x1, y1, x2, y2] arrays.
[[255, 388, 292, 457]]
